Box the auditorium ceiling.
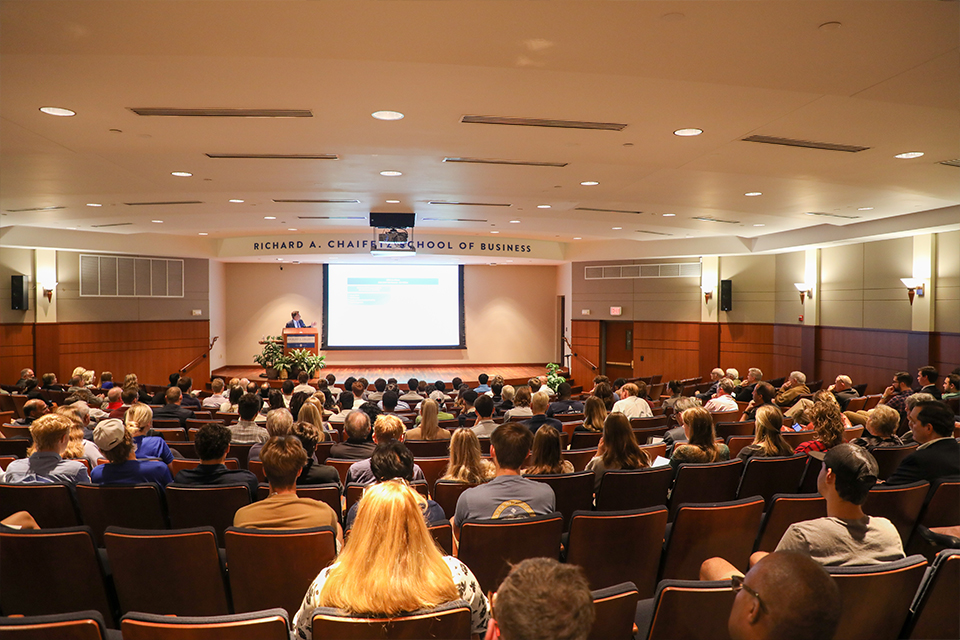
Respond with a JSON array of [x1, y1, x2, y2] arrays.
[[1, 0, 958, 262]]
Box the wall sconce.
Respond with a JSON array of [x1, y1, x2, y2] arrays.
[[701, 285, 713, 304], [901, 278, 924, 305], [794, 282, 812, 304], [40, 281, 58, 302]]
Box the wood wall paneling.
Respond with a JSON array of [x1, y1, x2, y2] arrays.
[[818, 327, 909, 395], [698, 323, 720, 379], [719, 323, 777, 382], [932, 334, 960, 377], [0, 324, 35, 384], [570, 320, 601, 387], [633, 321, 700, 382], [772, 325, 803, 380]]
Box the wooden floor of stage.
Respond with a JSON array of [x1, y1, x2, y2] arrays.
[[212, 364, 563, 388]]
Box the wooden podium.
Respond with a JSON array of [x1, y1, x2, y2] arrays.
[[282, 328, 319, 356]]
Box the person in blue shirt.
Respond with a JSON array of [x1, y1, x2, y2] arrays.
[[474, 373, 492, 394], [123, 406, 175, 464], [91, 419, 172, 486]]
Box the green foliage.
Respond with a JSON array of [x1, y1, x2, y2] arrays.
[[545, 363, 565, 392], [288, 349, 326, 376], [253, 341, 284, 368]]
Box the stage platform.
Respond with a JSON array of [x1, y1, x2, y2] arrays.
[[211, 363, 566, 390]]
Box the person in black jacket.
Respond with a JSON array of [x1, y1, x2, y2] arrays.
[[292, 421, 339, 486], [173, 422, 259, 500], [886, 400, 959, 485]]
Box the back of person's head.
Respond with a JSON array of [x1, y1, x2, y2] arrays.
[[682, 406, 717, 447], [298, 402, 323, 430], [23, 378, 38, 393], [728, 551, 840, 640], [238, 393, 261, 420], [668, 380, 683, 395], [342, 376, 356, 391], [754, 405, 792, 455], [344, 410, 372, 441], [475, 394, 494, 418], [260, 435, 307, 488], [381, 389, 399, 411], [478, 373, 489, 385], [124, 403, 153, 432], [339, 391, 355, 411], [352, 380, 365, 396], [407, 377, 419, 391], [107, 386, 122, 402], [358, 401, 382, 427], [894, 371, 913, 386], [514, 386, 532, 408], [165, 386, 182, 405], [325, 373, 336, 386], [23, 398, 46, 418], [29, 414, 73, 451], [808, 402, 845, 447], [916, 400, 955, 437], [168, 372, 181, 386], [371, 440, 415, 482], [592, 383, 614, 408], [461, 389, 478, 406], [528, 425, 564, 474], [789, 371, 806, 385], [491, 382, 504, 396], [447, 427, 484, 480], [812, 442, 879, 505], [492, 558, 595, 640], [281, 379, 295, 395], [583, 395, 607, 430], [602, 413, 648, 469], [433, 380, 446, 393], [228, 385, 244, 406], [451, 377, 462, 389], [491, 422, 534, 470], [120, 387, 138, 405], [292, 421, 321, 457], [177, 376, 193, 393], [867, 404, 899, 437], [374, 414, 405, 442], [501, 385, 515, 401], [41, 372, 56, 386], [266, 408, 294, 436], [374, 377, 387, 392], [211, 378, 225, 393], [94, 419, 135, 464], [726, 368, 739, 380], [748, 367, 763, 381], [718, 378, 736, 394], [267, 389, 285, 411], [557, 381, 572, 399], [297, 370, 309, 385], [530, 391, 550, 414], [754, 381, 776, 404], [195, 422, 232, 461]]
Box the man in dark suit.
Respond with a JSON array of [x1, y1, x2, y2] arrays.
[[285, 310, 316, 329], [152, 387, 194, 429], [885, 400, 959, 485], [917, 366, 942, 400], [734, 367, 763, 403]]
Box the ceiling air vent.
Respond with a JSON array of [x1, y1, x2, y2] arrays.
[[584, 262, 701, 280], [90, 222, 133, 228], [123, 201, 202, 206], [742, 135, 869, 153], [207, 153, 338, 160], [575, 207, 642, 214], [804, 211, 860, 220], [129, 108, 312, 117], [428, 201, 512, 207], [636, 229, 673, 236], [274, 199, 361, 204], [5, 206, 64, 212], [442, 157, 567, 168], [939, 159, 960, 168], [693, 216, 740, 224], [460, 115, 627, 131]]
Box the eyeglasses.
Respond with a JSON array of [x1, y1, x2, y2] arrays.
[[730, 574, 764, 612]]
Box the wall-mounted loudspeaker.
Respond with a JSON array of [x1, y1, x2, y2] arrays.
[[720, 279, 732, 312], [11, 275, 28, 311]]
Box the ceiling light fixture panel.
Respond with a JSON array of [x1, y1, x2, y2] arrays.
[[129, 108, 312, 118], [460, 114, 627, 131], [442, 157, 568, 168]]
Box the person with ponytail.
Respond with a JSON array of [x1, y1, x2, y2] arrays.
[[125, 403, 174, 464]]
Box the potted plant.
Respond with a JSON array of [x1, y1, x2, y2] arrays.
[[275, 354, 293, 380], [253, 342, 284, 380], [287, 349, 326, 378], [545, 363, 565, 392]]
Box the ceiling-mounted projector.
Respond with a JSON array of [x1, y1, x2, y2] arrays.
[[370, 212, 416, 256]]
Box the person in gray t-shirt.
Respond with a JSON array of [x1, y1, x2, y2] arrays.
[[453, 422, 555, 540]]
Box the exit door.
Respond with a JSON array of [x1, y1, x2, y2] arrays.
[[604, 321, 634, 381]]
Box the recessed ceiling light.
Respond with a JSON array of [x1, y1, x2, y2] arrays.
[[229, 199, 244, 203], [151, 220, 163, 223], [537, 204, 551, 209], [490, 230, 500, 234], [580, 181, 599, 186], [753, 224, 765, 227], [380, 170, 402, 177], [171, 171, 193, 177], [39, 106, 75, 117], [674, 128, 703, 136], [857, 207, 874, 211], [86, 203, 102, 207], [662, 213, 675, 217], [288, 228, 297, 231], [385, 199, 401, 204], [745, 192, 762, 197], [277, 258, 283, 261], [509, 220, 520, 223], [198, 232, 208, 236], [264, 216, 276, 220], [573, 237, 582, 240], [506, 260, 514, 263], [612, 226, 622, 230], [372, 110, 404, 121], [894, 152, 924, 159]]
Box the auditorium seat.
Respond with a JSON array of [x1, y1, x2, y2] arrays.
[[630, 415, 669, 429], [169, 458, 239, 476], [725, 435, 754, 458], [457, 512, 563, 592], [796, 456, 822, 493], [588, 582, 640, 640], [0, 610, 115, 640], [570, 431, 602, 450], [0, 483, 82, 529], [842, 426, 865, 442], [845, 395, 868, 412], [632, 426, 670, 442], [736, 455, 808, 507], [311, 600, 471, 640], [715, 421, 754, 439], [906, 479, 960, 558], [413, 456, 449, 493], [152, 418, 182, 430], [256, 483, 342, 522], [247, 459, 265, 482], [0, 437, 30, 458], [121, 609, 290, 640], [636, 579, 735, 640], [166, 484, 252, 546], [669, 459, 744, 520], [428, 521, 455, 556], [326, 458, 355, 485], [153, 427, 187, 442], [596, 467, 672, 512], [404, 439, 450, 457], [754, 493, 827, 552], [708, 410, 740, 425], [0, 424, 31, 439], [638, 442, 667, 460], [76, 483, 168, 546], [862, 480, 929, 545], [527, 471, 595, 531], [567, 507, 668, 597], [871, 443, 919, 480], [433, 480, 477, 519], [781, 430, 818, 450], [902, 549, 960, 640], [562, 447, 597, 472], [0, 455, 16, 470]]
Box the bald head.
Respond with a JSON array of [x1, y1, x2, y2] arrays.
[[23, 399, 49, 419]]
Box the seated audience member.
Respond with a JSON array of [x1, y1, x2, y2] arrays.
[[109, 387, 139, 419], [917, 366, 942, 400], [725, 552, 841, 640], [379, 389, 407, 414], [522, 425, 573, 475], [294, 370, 317, 396], [294, 481, 488, 639], [703, 443, 903, 576], [942, 373, 960, 401], [406, 398, 452, 441], [611, 382, 653, 419], [399, 377, 423, 403], [741, 381, 776, 422], [661, 380, 685, 412], [704, 378, 739, 412], [346, 414, 426, 485], [345, 440, 445, 529], [737, 405, 794, 462], [14, 367, 34, 391], [24, 378, 49, 406], [249, 407, 295, 462], [588, 374, 610, 395], [40, 372, 60, 391], [503, 386, 534, 422], [177, 377, 202, 410], [291, 421, 341, 486], [297, 402, 328, 440], [202, 378, 229, 409], [442, 428, 495, 484], [470, 395, 498, 437], [233, 436, 343, 540], [593, 382, 617, 412], [327, 391, 354, 424], [329, 410, 377, 460], [65, 374, 104, 408], [586, 413, 651, 491], [153, 386, 194, 429], [577, 395, 607, 433], [827, 375, 859, 411], [13, 398, 48, 426], [151, 373, 181, 404], [229, 393, 269, 443], [547, 382, 583, 417], [485, 558, 594, 640], [489, 379, 504, 405], [219, 384, 244, 414], [474, 372, 492, 394], [726, 368, 741, 386], [696, 368, 726, 403], [125, 404, 174, 464], [1, 414, 90, 486], [534, 375, 552, 395], [885, 400, 960, 485], [662, 396, 701, 455], [875, 371, 915, 425], [281, 379, 296, 408], [850, 404, 903, 450], [428, 379, 451, 403], [521, 391, 564, 434], [457, 389, 479, 428], [104, 387, 123, 412], [173, 422, 259, 500], [260, 388, 285, 417], [734, 368, 763, 403], [792, 402, 845, 455], [774, 371, 810, 407], [497, 384, 515, 414], [55, 405, 102, 469], [91, 420, 173, 486], [453, 422, 556, 538], [670, 406, 730, 471]]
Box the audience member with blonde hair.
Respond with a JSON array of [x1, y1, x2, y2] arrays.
[[793, 402, 845, 455], [670, 406, 730, 471], [293, 481, 489, 639], [125, 403, 174, 464], [443, 428, 495, 484], [122, 372, 151, 403], [291, 421, 340, 486], [578, 395, 607, 433], [497, 384, 516, 414], [737, 405, 794, 462], [2, 414, 90, 486], [297, 403, 328, 442], [54, 404, 102, 469], [345, 414, 426, 485], [406, 398, 451, 441], [850, 404, 903, 450], [585, 413, 650, 490], [91, 419, 172, 486], [523, 425, 574, 475], [521, 391, 563, 434]]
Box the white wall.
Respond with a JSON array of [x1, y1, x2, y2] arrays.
[[208, 260, 227, 371]]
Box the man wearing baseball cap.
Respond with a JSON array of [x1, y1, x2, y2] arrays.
[[702, 443, 904, 581]]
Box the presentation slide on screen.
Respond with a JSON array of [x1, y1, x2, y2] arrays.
[[324, 264, 463, 348]]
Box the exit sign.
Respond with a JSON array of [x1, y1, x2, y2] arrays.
[[610, 306, 622, 316]]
